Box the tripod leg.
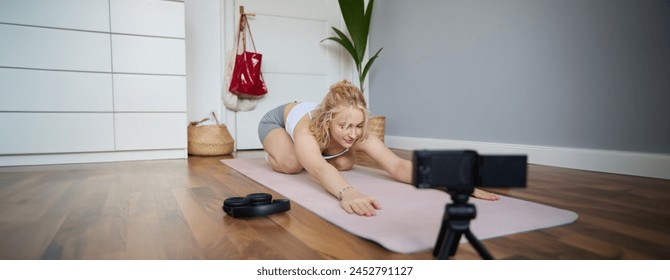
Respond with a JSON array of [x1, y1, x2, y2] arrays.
[[464, 230, 494, 260], [447, 230, 462, 257], [436, 229, 462, 260], [433, 216, 449, 257]]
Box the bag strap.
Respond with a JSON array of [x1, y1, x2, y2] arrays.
[[233, 14, 259, 55], [243, 15, 258, 52], [233, 15, 245, 55]]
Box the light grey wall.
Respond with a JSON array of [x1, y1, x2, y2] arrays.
[[369, 0, 670, 154]]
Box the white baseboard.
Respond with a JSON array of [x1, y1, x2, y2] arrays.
[[386, 136, 670, 180], [0, 149, 187, 167]]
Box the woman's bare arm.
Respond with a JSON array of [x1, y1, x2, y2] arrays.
[[293, 130, 381, 216], [355, 135, 412, 183], [356, 135, 500, 201]]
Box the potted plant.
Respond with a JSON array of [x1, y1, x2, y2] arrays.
[[323, 0, 382, 93], [322, 0, 385, 143]]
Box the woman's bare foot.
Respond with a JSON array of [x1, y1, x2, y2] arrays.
[[472, 188, 500, 201]]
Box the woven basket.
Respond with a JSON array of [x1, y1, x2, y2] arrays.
[[355, 115, 385, 164], [187, 113, 234, 156], [367, 116, 385, 142]]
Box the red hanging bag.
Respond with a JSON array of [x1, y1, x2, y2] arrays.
[[228, 14, 268, 98]]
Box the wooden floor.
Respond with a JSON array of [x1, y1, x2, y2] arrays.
[[0, 150, 668, 260]]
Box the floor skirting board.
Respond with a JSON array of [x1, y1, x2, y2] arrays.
[[0, 149, 187, 166], [385, 136, 670, 180]]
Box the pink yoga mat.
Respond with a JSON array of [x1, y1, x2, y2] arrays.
[[222, 158, 578, 254]]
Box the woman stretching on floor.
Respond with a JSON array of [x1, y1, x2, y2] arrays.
[[258, 80, 499, 217]]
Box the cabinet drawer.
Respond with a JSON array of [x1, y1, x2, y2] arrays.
[[0, 68, 113, 112], [0, 25, 111, 72], [0, 0, 109, 32], [113, 74, 186, 112], [111, 35, 185, 75], [114, 113, 186, 150], [110, 0, 184, 38], [0, 113, 114, 154]]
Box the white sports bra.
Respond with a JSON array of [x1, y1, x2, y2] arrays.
[[285, 102, 318, 142], [284, 102, 348, 159]]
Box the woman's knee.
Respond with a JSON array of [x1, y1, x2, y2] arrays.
[[331, 157, 354, 171], [281, 162, 303, 174], [273, 156, 303, 174]]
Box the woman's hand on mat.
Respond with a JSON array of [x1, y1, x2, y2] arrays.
[[472, 188, 500, 201], [340, 190, 381, 217]]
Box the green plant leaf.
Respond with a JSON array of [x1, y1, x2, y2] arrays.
[[321, 27, 361, 68], [331, 27, 361, 67], [324, 0, 380, 92], [338, 0, 370, 62], [360, 47, 383, 85], [338, 0, 365, 44], [361, 0, 374, 58]]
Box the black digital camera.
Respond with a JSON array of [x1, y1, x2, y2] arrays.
[[412, 150, 527, 192]]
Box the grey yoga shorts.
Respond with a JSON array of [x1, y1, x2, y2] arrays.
[[258, 103, 289, 143]]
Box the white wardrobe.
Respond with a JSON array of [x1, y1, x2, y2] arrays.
[[0, 0, 187, 166]]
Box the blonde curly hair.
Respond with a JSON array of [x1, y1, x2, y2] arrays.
[[309, 80, 369, 150]]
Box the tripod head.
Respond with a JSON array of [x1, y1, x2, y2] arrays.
[[446, 191, 471, 205]]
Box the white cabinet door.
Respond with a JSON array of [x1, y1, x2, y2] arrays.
[[112, 35, 186, 75], [0, 68, 113, 112], [229, 0, 344, 149], [113, 74, 186, 112], [114, 113, 187, 151], [0, 0, 110, 32], [110, 0, 185, 38], [0, 113, 115, 154], [0, 25, 111, 72]]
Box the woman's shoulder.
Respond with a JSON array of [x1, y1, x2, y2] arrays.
[[353, 134, 384, 150]]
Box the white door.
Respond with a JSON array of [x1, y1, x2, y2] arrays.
[[224, 0, 347, 150]]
